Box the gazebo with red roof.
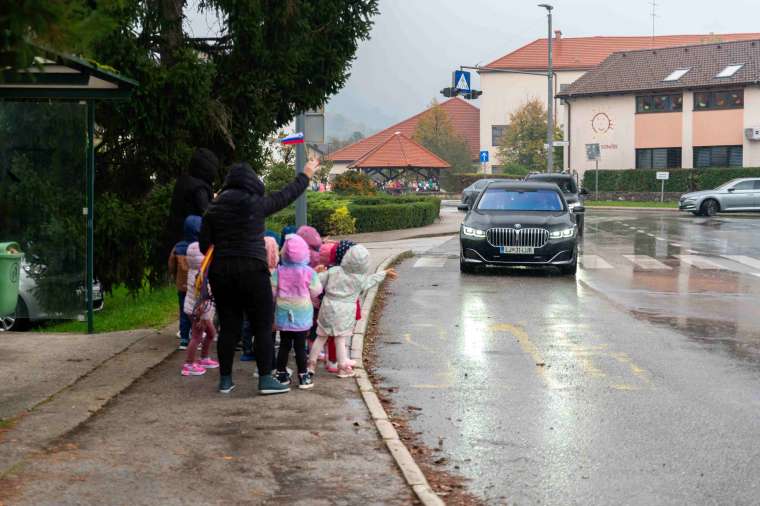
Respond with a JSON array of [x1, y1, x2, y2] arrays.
[[348, 132, 450, 186]]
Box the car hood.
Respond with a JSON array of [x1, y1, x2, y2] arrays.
[[681, 190, 718, 199], [465, 210, 572, 229]]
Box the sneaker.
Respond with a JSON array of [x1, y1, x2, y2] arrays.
[[337, 366, 356, 378], [240, 352, 256, 362], [181, 363, 206, 376], [176, 330, 181, 339], [299, 372, 314, 390], [178, 340, 189, 351], [199, 357, 219, 369], [259, 374, 290, 395], [326, 361, 339, 374], [275, 370, 292, 385], [219, 375, 235, 394]]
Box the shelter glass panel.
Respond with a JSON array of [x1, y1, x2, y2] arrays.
[[0, 102, 88, 323]]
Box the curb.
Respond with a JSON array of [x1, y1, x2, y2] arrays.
[[586, 206, 679, 212], [352, 250, 445, 506]]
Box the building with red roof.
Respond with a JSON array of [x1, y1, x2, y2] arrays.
[[479, 31, 760, 173], [327, 97, 479, 177]]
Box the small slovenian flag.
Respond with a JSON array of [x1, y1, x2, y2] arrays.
[[280, 132, 304, 145]]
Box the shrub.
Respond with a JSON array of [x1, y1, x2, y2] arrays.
[[582, 168, 760, 193], [348, 198, 440, 233], [326, 206, 357, 235], [332, 171, 377, 195]]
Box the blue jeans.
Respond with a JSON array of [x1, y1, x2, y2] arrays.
[[178, 291, 191, 342]]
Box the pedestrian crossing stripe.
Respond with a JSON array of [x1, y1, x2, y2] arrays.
[[675, 255, 724, 270], [722, 255, 760, 271], [413, 257, 447, 268], [623, 255, 672, 270], [581, 254, 613, 269]]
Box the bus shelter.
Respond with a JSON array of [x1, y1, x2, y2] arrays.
[[0, 45, 136, 333]]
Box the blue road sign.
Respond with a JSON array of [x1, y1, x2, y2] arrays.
[[479, 150, 489, 163], [454, 70, 471, 93]]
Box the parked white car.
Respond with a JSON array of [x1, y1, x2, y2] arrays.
[[679, 178, 760, 216]]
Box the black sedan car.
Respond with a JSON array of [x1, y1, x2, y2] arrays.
[[460, 179, 502, 208], [524, 172, 586, 235], [459, 181, 583, 275]]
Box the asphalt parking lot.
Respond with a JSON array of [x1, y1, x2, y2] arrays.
[[373, 210, 760, 505]]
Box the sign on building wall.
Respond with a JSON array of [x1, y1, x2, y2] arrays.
[[586, 143, 601, 161]]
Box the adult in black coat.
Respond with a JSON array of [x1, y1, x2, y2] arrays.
[[166, 148, 219, 248], [200, 158, 318, 395]]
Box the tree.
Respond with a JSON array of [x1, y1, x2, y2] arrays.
[[412, 100, 473, 191], [328, 131, 365, 152], [497, 99, 563, 173]]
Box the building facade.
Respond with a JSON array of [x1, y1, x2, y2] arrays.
[[559, 39, 760, 176], [479, 32, 760, 173]]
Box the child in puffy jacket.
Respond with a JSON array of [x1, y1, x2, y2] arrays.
[[296, 225, 322, 268], [181, 228, 219, 377], [168, 215, 201, 350], [272, 234, 323, 389], [307, 244, 396, 379]]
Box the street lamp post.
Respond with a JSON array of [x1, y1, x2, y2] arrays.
[[538, 3, 554, 173]]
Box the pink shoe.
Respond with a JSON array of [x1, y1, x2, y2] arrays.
[[325, 361, 339, 373], [181, 363, 206, 376], [347, 359, 356, 367], [199, 357, 219, 369], [337, 366, 356, 378]]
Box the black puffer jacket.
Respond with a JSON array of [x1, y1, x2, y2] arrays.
[[200, 162, 309, 265], [167, 148, 219, 247]]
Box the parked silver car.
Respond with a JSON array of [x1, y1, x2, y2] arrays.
[[679, 178, 760, 216], [0, 260, 104, 331]]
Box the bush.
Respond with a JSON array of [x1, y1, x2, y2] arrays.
[[582, 168, 760, 193], [332, 171, 377, 195], [348, 198, 440, 233], [326, 206, 356, 235]]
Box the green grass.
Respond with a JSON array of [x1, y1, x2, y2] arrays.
[[585, 200, 678, 208], [40, 284, 178, 334]]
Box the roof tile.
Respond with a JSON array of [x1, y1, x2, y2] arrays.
[[348, 132, 450, 169], [328, 98, 479, 162]]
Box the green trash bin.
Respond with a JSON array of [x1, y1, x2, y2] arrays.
[[0, 242, 23, 317]]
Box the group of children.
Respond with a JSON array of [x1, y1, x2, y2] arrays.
[[168, 217, 396, 391]]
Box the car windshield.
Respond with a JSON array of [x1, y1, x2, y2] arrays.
[[477, 189, 564, 211], [530, 176, 577, 194]]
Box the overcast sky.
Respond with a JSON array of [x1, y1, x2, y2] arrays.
[[187, 0, 760, 138], [324, 0, 760, 135]]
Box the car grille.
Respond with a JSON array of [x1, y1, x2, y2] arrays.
[[486, 227, 549, 248]]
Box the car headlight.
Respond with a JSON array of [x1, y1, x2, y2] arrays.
[[568, 202, 580, 209], [462, 226, 486, 238], [550, 227, 576, 239]]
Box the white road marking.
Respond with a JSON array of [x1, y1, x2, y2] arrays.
[[623, 255, 672, 270], [413, 257, 447, 268], [581, 254, 613, 269], [722, 255, 760, 271], [670, 242, 681, 247], [675, 255, 725, 270]]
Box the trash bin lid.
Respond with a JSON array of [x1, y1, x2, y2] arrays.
[[0, 242, 22, 256]]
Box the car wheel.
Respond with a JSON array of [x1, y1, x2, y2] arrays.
[[0, 297, 29, 332], [701, 199, 719, 217]]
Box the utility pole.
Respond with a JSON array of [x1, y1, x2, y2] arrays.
[[295, 113, 307, 227], [538, 3, 554, 173]]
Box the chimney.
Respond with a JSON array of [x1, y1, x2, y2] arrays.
[[554, 30, 562, 41]]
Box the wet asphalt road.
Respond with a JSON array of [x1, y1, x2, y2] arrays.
[[373, 210, 760, 505]]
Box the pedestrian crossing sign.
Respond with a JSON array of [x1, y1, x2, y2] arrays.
[[454, 70, 471, 93]]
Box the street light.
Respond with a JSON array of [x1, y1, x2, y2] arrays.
[[538, 3, 554, 173]]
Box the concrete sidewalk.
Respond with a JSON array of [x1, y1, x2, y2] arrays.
[[0, 246, 419, 505]]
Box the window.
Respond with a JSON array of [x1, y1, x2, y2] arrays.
[[492, 125, 508, 146], [477, 189, 564, 212], [636, 94, 683, 113], [636, 148, 682, 169], [694, 145, 743, 167], [663, 68, 691, 82], [732, 180, 755, 190], [716, 64, 744, 78], [693, 89, 744, 110]]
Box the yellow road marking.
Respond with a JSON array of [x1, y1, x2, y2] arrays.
[[490, 323, 559, 389]]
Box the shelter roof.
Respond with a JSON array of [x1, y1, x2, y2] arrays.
[[348, 132, 450, 170]]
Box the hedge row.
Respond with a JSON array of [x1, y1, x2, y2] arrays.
[[266, 192, 441, 235], [582, 168, 760, 193]]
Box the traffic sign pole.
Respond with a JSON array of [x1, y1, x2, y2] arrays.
[[295, 113, 307, 227]]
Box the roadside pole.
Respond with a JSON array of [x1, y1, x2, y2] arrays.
[[595, 159, 599, 201], [539, 3, 554, 173], [656, 171, 670, 202], [295, 113, 307, 228]]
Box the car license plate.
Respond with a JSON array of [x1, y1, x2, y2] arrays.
[[500, 246, 534, 254]]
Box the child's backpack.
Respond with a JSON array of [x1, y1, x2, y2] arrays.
[[191, 245, 214, 322]]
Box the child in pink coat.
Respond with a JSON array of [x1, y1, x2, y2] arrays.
[[181, 241, 219, 376]]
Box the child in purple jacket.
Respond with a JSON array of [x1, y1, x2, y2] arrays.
[[271, 234, 323, 389]]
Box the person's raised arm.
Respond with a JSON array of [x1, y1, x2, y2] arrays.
[[260, 158, 318, 216]]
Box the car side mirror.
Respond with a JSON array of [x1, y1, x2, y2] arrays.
[[573, 206, 585, 213], [457, 203, 470, 211], [727, 187, 735, 192], [580, 188, 590, 196]]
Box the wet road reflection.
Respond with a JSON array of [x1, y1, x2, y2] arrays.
[[373, 211, 760, 505]]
